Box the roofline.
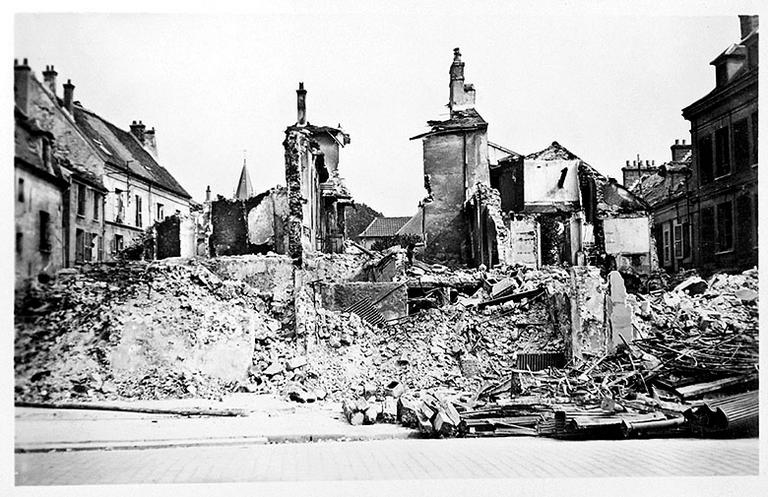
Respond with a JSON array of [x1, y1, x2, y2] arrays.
[[104, 163, 193, 200], [77, 106, 192, 199], [682, 69, 757, 119], [410, 122, 488, 140], [14, 157, 69, 189]]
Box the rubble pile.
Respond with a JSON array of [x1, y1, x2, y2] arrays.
[[15, 261, 273, 403], [340, 267, 758, 440]]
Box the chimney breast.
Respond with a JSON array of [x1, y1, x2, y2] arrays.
[[42, 65, 58, 96], [63, 79, 75, 113], [130, 120, 146, 144], [296, 82, 307, 126]]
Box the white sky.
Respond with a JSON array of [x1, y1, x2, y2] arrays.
[[12, 8, 748, 215]]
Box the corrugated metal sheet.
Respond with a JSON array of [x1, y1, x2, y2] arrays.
[[516, 352, 565, 371], [344, 297, 385, 326]]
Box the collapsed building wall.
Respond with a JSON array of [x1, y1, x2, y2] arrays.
[[209, 187, 289, 257]]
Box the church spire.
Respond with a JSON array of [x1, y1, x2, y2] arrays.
[[234, 150, 253, 200]]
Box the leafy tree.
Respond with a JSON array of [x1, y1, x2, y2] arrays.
[[346, 202, 383, 241]]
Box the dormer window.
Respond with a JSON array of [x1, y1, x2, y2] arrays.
[[715, 64, 728, 86]]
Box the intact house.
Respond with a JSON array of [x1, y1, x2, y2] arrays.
[[357, 216, 412, 250], [14, 58, 194, 275], [409, 48, 655, 274], [73, 110, 194, 259], [680, 15, 758, 273], [631, 16, 759, 275], [15, 59, 108, 276]]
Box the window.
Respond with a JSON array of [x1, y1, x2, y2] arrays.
[[96, 235, 103, 262], [157, 203, 165, 221], [17, 178, 24, 202], [77, 184, 87, 216], [673, 224, 683, 258], [135, 195, 143, 227], [93, 192, 100, 220], [662, 224, 671, 266], [16, 233, 23, 255], [114, 234, 124, 252], [84, 233, 93, 262], [733, 119, 750, 170], [752, 112, 758, 165], [714, 126, 731, 177], [683, 222, 692, 259], [716, 201, 734, 252], [39, 211, 51, 252], [716, 64, 728, 86], [700, 207, 715, 263], [115, 189, 124, 224], [698, 135, 714, 184], [75, 229, 85, 262]]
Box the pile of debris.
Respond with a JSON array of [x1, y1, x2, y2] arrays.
[[15, 261, 276, 403], [341, 267, 759, 439]]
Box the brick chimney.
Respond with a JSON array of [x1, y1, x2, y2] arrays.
[[296, 82, 307, 125], [449, 48, 477, 113], [739, 15, 759, 39], [670, 138, 691, 162], [42, 65, 58, 96], [14, 58, 31, 114], [130, 120, 146, 144], [63, 79, 75, 113], [144, 127, 158, 157]]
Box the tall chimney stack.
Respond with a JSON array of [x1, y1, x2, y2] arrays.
[[42, 65, 58, 96], [63, 79, 75, 113], [449, 47, 465, 113], [130, 120, 146, 144], [296, 82, 307, 126], [14, 58, 31, 114]]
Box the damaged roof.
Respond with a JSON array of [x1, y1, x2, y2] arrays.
[[631, 159, 692, 208], [410, 108, 488, 140], [525, 141, 581, 161], [73, 106, 191, 199], [359, 216, 412, 238]]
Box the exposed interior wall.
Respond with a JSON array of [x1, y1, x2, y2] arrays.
[[505, 215, 539, 268], [568, 266, 609, 360], [523, 159, 580, 208]]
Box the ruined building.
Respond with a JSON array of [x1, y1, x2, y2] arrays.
[[208, 83, 353, 262], [410, 49, 655, 274], [284, 82, 353, 262], [410, 48, 492, 265]]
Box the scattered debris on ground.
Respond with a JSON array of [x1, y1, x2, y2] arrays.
[[14, 251, 758, 440]]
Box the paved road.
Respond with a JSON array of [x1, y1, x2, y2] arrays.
[[15, 436, 758, 485]]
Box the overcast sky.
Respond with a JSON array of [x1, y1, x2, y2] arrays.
[[15, 10, 742, 215]]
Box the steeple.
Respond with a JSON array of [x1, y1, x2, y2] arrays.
[[235, 152, 253, 200]]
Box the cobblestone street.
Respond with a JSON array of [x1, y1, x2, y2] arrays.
[[16, 437, 758, 485]]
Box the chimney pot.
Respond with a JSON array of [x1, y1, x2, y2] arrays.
[[626, 160, 630, 167], [682, 139, 686, 145], [43, 64, 58, 96], [23, 58, 28, 65]]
